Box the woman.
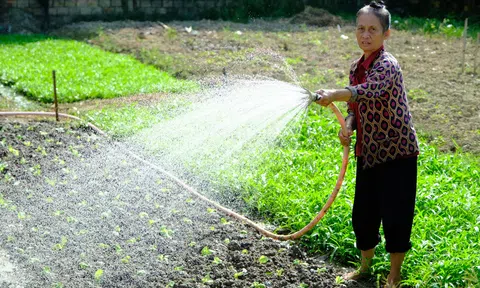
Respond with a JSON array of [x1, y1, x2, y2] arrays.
[[314, 1, 419, 286]]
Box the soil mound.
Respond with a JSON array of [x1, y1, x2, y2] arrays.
[[290, 6, 343, 27]]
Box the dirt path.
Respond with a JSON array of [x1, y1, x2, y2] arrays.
[[0, 119, 372, 287]]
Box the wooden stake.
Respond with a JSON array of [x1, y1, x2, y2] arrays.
[[462, 18, 468, 74], [52, 70, 59, 122], [474, 33, 480, 75]]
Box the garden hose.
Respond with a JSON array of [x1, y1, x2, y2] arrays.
[[0, 104, 349, 241]]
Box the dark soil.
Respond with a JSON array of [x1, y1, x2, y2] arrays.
[[0, 119, 373, 287]]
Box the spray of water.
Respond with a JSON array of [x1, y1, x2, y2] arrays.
[[0, 49, 330, 286]]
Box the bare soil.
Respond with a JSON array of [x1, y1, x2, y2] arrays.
[[52, 18, 480, 155], [0, 119, 372, 287]]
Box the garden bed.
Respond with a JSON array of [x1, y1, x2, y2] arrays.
[[0, 119, 370, 287]]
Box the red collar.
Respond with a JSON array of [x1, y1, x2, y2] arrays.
[[358, 45, 384, 70]]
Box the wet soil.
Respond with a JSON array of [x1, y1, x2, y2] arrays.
[[0, 119, 373, 287]]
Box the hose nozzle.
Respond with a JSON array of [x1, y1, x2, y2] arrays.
[[301, 88, 320, 109]]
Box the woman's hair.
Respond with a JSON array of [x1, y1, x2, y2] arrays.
[[357, 1, 391, 33]]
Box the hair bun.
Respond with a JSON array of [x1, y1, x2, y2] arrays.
[[368, 1, 385, 9]]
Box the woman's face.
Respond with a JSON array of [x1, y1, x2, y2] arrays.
[[356, 13, 390, 56]]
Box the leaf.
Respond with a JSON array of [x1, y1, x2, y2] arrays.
[[94, 269, 104, 281]]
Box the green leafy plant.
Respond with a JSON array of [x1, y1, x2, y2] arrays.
[[202, 273, 213, 284], [201, 246, 213, 256], [160, 226, 173, 238], [258, 255, 269, 264], [0, 35, 198, 103], [94, 269, 104, 282]]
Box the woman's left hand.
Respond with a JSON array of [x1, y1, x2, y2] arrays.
[[314, 89, 335, 107]]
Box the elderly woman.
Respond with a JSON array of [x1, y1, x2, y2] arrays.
[[314, 1, 419, 286]]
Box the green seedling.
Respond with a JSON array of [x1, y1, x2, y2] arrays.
[[29, 164, 41, 176], [224, 238, 230, 244], [53, 210, 64, 216], [157, 254, 169, 262], [212, 257, 222, 264], [138, 212, 148, 218], [202, 274, 213, 284], [148, 219, 156, 226], [126, 238, 137, 244], [98, 243, 110, 249], [258, 255, 269, 264], [160, 226, 173, 238], [183, 218, 192, 224], [207, 208, 216, 213], [293, 259, 306, 266], [188, 241, 196, 247], [8, 146, 19, 156], [79, 262, 89, 269], [317, 267, 327, 274], [166, 281, 175, 287], [52, 236, 68, 251], [36, 145, 47, 156], [94, 269, 104, 282], [234, 271, 244, 279], [335, 276, 344, 285], [209, 226, 215, 231], [45, 178, 56, 186], [114, 244, 123, 254], [121, 255, 131, 264], [43, 266, 51, 274], [220, 218, 229, 225], [241, 249, 248, 255], [201, 246, 213, 256], [174, 266, 183, 271], [276, 269, 284, 276], [23, 141, 31, 147], [17, 211, 27, 220], [251, 282, 266, 288]]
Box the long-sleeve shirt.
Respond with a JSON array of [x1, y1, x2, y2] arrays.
[[347, 46, 419, 169]]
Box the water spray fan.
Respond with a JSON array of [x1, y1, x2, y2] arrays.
[[0, 93, 349, 241]]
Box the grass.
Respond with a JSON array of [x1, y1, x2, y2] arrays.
[[0, 35, 197, 103], [391, 16, 480, 39], [213, 106, 480, 287]]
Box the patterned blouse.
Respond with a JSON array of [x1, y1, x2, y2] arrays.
[[347, 47, 419, 169]]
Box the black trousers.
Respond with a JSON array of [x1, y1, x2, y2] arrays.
[[353, 156, 417, 253]]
